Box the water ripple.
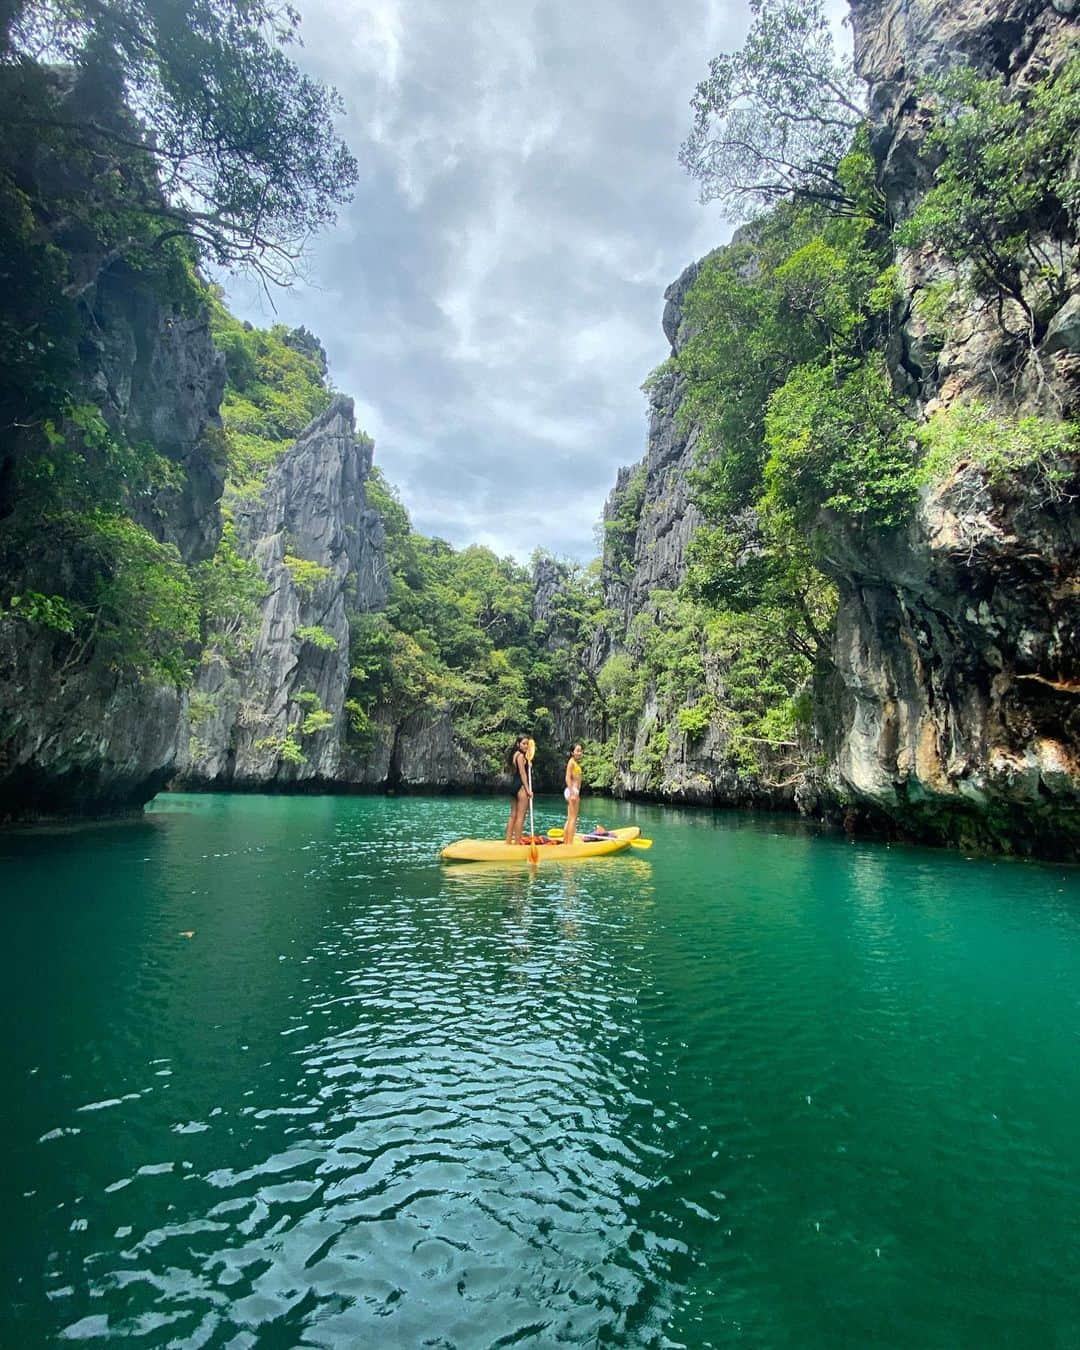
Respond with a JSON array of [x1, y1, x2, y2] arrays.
[[2, 795, 1079, 1346]]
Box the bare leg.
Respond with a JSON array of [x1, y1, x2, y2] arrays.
[[506, 800, 516, 844], [564, 792, 580, 845], [511, 790, 527, 844], [518, 795, 529, 843]]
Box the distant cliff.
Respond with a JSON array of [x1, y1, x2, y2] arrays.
[[178, 397, 385, 790], [176, 394, 503, 795]]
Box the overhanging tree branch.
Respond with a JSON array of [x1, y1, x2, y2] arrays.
[[679, 0, 866, 222], [6, 0, 358, 286]]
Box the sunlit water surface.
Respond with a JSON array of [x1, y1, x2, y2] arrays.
[[2, 793, 1079, 1348]]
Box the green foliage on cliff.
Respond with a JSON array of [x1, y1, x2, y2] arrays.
[[603, 466, 647, 579], [282, 553, 332, 598], [681, 139, 904, 530], [347, 468, 532, 769], [593, 584, 814, 791], [762, 355, 918, 529], [210, 300, 333, 492], [917, 403, 1080, 498], [897, 53, 1080, 345], [193, 517, 265, 663], [0, 168, 82, 455], [2, 590, 77, 635], [348, 471, 603, 776], [4, 0, 358, 284], [295, 625, 338, 652]]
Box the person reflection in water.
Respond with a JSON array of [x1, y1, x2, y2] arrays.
[[505, 734, 532, 844], [562, 743, 583, 845]]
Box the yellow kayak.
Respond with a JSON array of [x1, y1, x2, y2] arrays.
[[440, 826, 640, 863]]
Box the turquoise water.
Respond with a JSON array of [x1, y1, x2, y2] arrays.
[[2, 793, 1079, 1347]]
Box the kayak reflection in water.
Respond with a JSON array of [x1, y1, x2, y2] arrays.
[[505, 734, 533, 844], [562, 743, 584, 844]]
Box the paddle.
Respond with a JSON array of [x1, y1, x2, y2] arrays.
[[526, 739, 538, 863], [547, 827, 653, 849]]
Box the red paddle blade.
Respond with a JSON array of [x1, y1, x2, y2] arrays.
[[528, 843, 539, 864]]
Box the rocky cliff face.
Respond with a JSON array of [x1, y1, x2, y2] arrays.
[[855, 0, 1080, 412], [181, 397, 385, 788], [582, 0, 1079, 855], [586, 255, 796, 806], [0, 64, 228, 822], [0, 275, 224, 819], [820, 0, 1080, 855], [596, 259, 705, 643], [180, 397, 497, 794], [0, 266, 225, 823], [822, 465, 1079, 855], [91, 261, 227, 561]]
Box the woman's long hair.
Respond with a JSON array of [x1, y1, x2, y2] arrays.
[[507, 736, 526, 772]]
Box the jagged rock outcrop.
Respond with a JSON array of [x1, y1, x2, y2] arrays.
[[590, 258, 705, 687], [0, 270, 225, 819], [855, 0, 1080, 410], [90, 261, 227, 561], [820, 463, 1079, 855], [181, 397, 386, 788], [180, 396, 497, 793], [596, 259, 705, 646], [586, 250, 796, 807]]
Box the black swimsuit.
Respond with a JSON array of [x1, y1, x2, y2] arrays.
[[511, 751, 528, 798]]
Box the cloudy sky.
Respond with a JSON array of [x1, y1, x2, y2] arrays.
[[224, 0, 844, 562]]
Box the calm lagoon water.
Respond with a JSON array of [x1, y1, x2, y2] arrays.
[[2, 792, 1079, 1347]]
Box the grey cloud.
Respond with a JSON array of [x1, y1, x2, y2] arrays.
[[225, 0, 756, 561]]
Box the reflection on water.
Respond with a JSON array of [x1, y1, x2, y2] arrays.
[[1, 794, 1079, 1347]]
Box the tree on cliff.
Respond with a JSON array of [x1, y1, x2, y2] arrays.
[[680, 0, 866, 220], [2, 0, 358, 284]]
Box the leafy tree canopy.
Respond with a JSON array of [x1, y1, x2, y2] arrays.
[[680, 0, 866, 220], [5, 0, 358, 283], [897, 54, 1080, 348]]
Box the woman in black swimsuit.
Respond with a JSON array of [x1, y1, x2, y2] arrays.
[[505, 734, 532, 844]]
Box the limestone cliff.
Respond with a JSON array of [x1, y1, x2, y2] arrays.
[[180, 397, 385, 789], [583, 0, 1079, 856], [598, 259, 705, 640], [586, 254, 797, 807], [179, 396, 496, 795], [0, 77, 226, 821], [0, 264, 224, 820], [820, 0, 1080, 855]]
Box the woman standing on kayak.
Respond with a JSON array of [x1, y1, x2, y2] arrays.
[[505, 734, 533, 844], [562, 743, 584, 844]]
